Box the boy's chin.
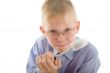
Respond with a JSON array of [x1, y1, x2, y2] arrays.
[[56, 46, 69, 53]]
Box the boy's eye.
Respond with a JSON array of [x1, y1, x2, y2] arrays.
[[64, 28, 72, 33], [49, 30, 57, 34]]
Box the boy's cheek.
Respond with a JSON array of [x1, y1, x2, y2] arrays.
[[47, 35, 75, 47]]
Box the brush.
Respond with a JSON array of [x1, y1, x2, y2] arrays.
[[54, 38, 88, 59]]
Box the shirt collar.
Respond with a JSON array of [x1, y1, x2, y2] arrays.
[[52, 47, 74, 60], [63, 50, 74, 60], [52, 47, 59, 56]]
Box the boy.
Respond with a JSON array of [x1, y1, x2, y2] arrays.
[[26, 0, 100, 73]]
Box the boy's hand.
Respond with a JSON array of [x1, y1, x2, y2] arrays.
[[36, 52, 61, 73]]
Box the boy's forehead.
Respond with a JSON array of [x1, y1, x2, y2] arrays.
[[43, 10, 76, 25], [44, 19, 76, 31], [47, 13, 74, 23], [42, 11, 77, 30]]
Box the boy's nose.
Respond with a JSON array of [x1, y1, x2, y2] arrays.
[[57, 33, 66, 42]]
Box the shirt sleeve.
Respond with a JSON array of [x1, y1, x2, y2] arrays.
[[26, 42, 41, 73], [76, 44, 101, 73]]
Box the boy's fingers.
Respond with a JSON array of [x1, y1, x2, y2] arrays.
[[41, 54, 51, 72], [36, 52, 58, 72], [47, 58, 55, 68], [47, 51, 54, 61], [36, 54, 52, 72], [37, 55, 48, 72], [54, 58, 62, 69], [37, 56, 46, 73]]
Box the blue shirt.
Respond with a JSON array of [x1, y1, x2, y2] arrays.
[[26, 36, 100, 73]]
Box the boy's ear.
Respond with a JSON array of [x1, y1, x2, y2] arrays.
[[75, 21, 80, 34], [40, 25, 46, 35]]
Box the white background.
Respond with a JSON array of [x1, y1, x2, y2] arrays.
[[0, 0, 110, 73]]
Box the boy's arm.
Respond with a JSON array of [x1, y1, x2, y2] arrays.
[[26, 47, 61, 73], [26, 45, 40, 73], [64, 43, 101, 73], [76, 45, 101, 73]]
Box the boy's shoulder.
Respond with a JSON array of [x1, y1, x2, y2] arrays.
[[36, 35, 47, 43], [34, 35, 49, 47], [73, 37, 99, 56], [79, 41, 99, 58], [31, 36, 51, 55]]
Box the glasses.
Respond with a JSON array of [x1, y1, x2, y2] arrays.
[[46, 28, 75, 37]]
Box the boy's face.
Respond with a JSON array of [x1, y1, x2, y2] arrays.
[[40, 12, 80, 53]]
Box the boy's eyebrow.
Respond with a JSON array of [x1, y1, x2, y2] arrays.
[[47, 29, 57, 31], [47, 27, 73, 31], [48, 29, 57, 32]]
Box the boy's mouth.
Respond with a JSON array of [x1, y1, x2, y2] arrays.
[[57, 44, 67, 48], [56, 44, 69, 51], [58, 45, 66, 47], [57, 42, 71, 47]]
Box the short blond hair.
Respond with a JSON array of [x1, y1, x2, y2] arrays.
[[42, 0, 77, 23]]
